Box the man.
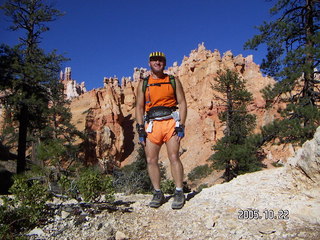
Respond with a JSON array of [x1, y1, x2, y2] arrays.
[[135, 51, 187, 209]]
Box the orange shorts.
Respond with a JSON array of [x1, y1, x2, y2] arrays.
[[146, 119, 176, 145]]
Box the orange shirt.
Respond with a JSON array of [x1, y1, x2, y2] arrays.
[[145, 75, 177, 112]]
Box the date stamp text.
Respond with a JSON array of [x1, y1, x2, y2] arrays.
[[238, 209, 290, 220]]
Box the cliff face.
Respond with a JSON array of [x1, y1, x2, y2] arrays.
[[69, 87, 124, 171], [68, 43, 295, 173]]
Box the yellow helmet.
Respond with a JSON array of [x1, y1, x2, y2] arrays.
[[149, 51, 166, 60]]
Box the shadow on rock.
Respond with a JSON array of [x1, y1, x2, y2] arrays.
[[186, 190, 200, 201]]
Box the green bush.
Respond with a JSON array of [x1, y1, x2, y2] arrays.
[[76, 167, 114, 202], [0, 173, 51, 239], [10, 175, 50, 216], [57, 167, 115, 202], [0, 203, 30, 240], [58, 174, 78, 199], [188, 164, 212, 181]]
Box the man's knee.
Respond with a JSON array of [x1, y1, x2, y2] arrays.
[[146, 156, 159, 165], [168, 153, 180, 163]]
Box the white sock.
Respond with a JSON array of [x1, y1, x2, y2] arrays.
[[176, 187, 183, 192], [155, 189, 161, 192]]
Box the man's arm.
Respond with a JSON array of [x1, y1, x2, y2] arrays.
[[135, 80, 147, 145], [175, 77, 187, 126], [135, 80, 145, 126]]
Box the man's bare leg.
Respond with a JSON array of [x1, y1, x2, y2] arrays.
[[165, 136, 184, 188], [144, 139, 162, 190], [145, 139, 165, 208], [166, 136, 185, 209]]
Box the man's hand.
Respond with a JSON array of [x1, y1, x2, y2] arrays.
[[175, 124, 185, 142], [136, 123, 147, 146]]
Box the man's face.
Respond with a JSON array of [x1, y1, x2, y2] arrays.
[[149, 57, 166, 74]]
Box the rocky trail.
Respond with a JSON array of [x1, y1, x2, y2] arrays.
[[27, 127, 320, 240], [27, 166, 319, 240]]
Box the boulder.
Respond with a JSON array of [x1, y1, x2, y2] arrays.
[[287, 126, 320, 197]]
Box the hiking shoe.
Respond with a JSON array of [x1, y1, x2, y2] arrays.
[[171, 190, 185, 209], [149, 190, 165, 208]]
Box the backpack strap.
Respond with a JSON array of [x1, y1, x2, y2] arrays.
[[142, 76, 149, 94], [169, 75, 176, 93], [169, 75, 177, 101]]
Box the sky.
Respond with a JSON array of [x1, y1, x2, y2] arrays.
[[1, 0, 275, 91]]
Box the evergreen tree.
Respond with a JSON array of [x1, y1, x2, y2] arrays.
[[244, 0, 320, 144], [0, 0, 67, 173], [36, 74, 83, 170], [210, 69, 259, 181]]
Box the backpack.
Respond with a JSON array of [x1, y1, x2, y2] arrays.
[[142, 75, 176, 100]]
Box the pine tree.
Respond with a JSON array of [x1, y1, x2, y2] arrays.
[[244, 0, 320, 144], [0, 0, 66, 173], [36, 76, 83, 170], [210, 69, 259, 181]]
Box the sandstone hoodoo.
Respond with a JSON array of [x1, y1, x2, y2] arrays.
[[60, 67, 86, 99]]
